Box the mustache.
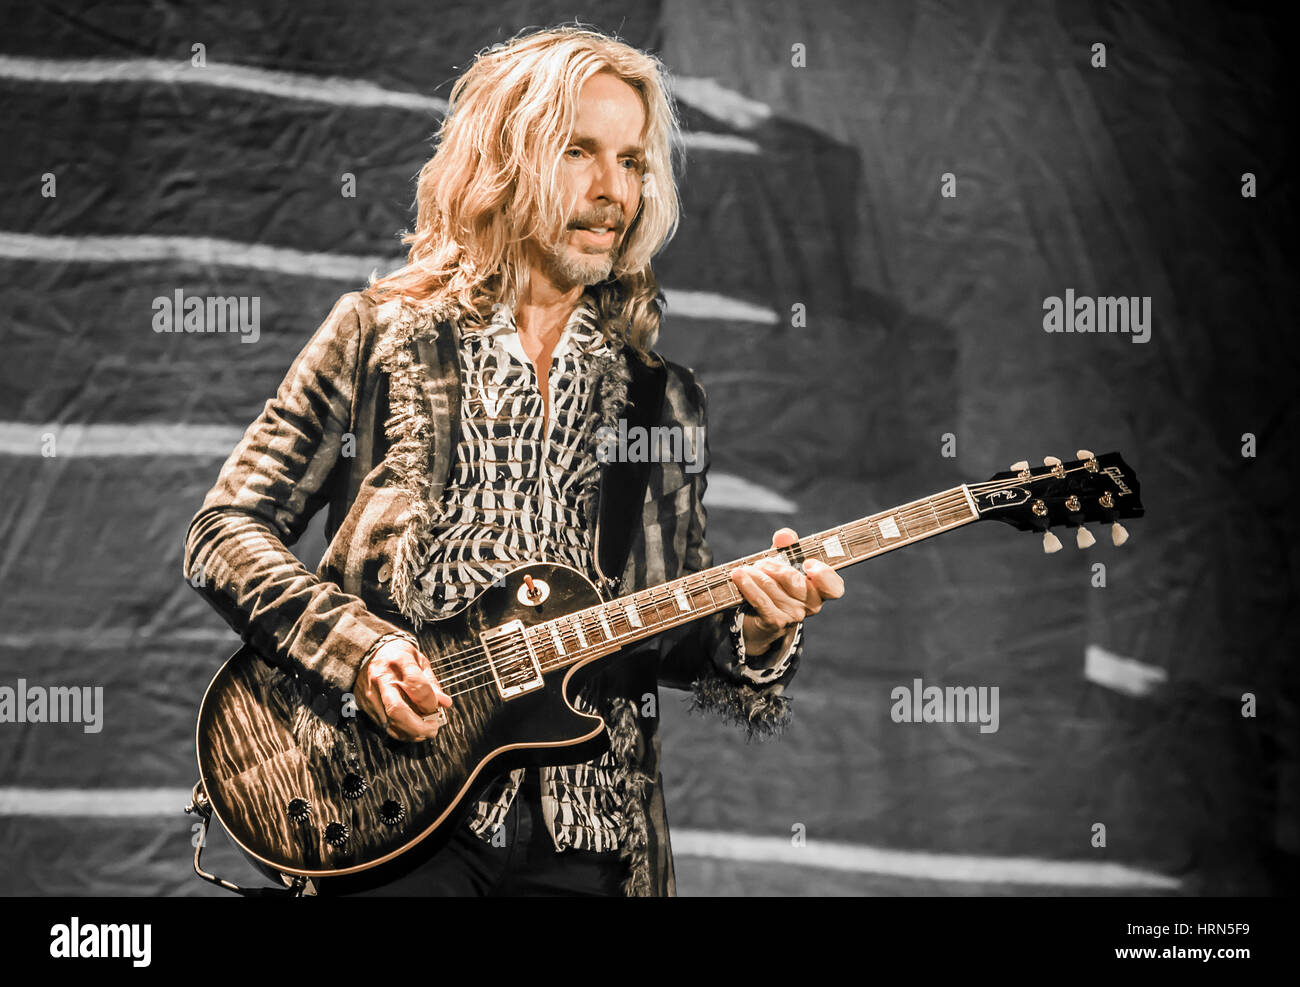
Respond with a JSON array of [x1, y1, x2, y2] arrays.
[[568, 213, 625, 231]]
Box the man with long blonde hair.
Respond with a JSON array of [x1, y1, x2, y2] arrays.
[[186, 25, 843, 896]]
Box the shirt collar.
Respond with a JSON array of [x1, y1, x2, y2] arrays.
[[468, 295, 605, 361]]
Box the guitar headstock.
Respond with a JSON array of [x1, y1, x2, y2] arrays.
[[970, 450, 1143, 552]]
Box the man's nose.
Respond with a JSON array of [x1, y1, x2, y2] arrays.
[[588, 155, 628, 210]]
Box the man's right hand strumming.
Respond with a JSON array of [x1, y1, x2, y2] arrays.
[[354, 638, 453, 743]]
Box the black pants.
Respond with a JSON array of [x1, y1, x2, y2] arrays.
[[351, 768, 628, 896]]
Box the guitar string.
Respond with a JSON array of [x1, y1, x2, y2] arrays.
[[422, 482, 1011, 695], [424, 467, 1106, 697], [425, 486, 981, 691], [426, 467, 1060, 684], [416, 501, 967, 697], [408, 466, 1112, 699], [425, 469, 1100, 695]]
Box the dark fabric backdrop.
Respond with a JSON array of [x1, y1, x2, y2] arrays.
[[0, 0, 1294, 895]]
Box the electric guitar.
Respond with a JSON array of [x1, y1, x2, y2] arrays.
[[187, 450, 1143, 894]]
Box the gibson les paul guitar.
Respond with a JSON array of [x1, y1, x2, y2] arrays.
[[187, 450, 1143, 894]]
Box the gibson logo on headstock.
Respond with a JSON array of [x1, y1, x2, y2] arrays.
[[1102, 466, 1133, 496]]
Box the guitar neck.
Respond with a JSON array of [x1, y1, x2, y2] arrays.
[[522, 484, 982, 670]]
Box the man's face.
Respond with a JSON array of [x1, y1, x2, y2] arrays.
[[532, 71, 646, 290]]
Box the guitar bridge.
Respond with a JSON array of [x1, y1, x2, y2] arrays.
[[480, 620, 543, 699]]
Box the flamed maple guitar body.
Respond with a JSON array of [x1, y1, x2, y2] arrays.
[[194, 451, 1144, 894], [197, 562, 612, 894]]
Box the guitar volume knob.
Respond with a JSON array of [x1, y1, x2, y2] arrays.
[[287, 797, 311, 822], [342, 773, 368, 800], [379, 799, 406, 826], [324, 822, 349, 848]]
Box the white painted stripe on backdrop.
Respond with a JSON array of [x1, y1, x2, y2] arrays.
[[0, 425, 789, 513], [0, 233, 778, 323], [0, 788, 1179, 889], [0, 231, 396, 281], [0, 55, 450, 113], [0, 57, 756, 152], [672, 829, 1181, 889], [0, 423, 246, 458], [1084, 644, 1168, 698]]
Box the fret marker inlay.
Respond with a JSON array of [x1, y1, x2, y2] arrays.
[[487, 486, 996, 672]]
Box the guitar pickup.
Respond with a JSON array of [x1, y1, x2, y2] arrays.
[[480, 620, 544, 699]]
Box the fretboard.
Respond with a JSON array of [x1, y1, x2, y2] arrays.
[[522, 484, 981, 671]]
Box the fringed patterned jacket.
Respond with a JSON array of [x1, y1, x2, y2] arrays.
[[184, 289, 804, 896]]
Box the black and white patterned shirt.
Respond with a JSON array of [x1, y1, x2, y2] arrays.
[[421, 296, 797, 852], [417, 297, 628, 850]]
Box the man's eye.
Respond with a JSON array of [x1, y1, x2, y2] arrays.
[[565, 148, 583, 159]]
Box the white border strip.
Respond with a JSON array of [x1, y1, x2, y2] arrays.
[[0, 423, 245, 457], [1085, 643, 1167, 698], [0, 424, 787, 512], [0, 233, 779, 324], [0, 57, 756, 154], [0, 231, 396, 281], [680, 132, 760, 154], [0, 788, 1178, 888], [0, 628, 234, 650], [0, 787, 188, 818], [673, 829, 1180, 889], [667, 289, 779, 325], [0, 55, 449, 114], [670, 77, 772, 129], [705, 472, 797, 513]]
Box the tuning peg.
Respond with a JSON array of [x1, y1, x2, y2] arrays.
[[1042, 530, 1063, 553], [1010, 460, 1029, 472], [1110, 522, 1129, 547], [1043, 456, 1061, 466], [1075, 449, 1095, 461], [1076, 526, 1096, 549]]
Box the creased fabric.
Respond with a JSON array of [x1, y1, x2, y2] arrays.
[[183, 288, 805, 895]]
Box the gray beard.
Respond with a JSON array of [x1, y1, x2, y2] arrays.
[[538, 233, 617, 289]]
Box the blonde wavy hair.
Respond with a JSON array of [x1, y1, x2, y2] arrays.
[[365, 26, 683, 356]]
